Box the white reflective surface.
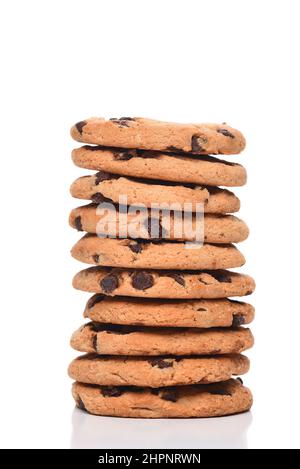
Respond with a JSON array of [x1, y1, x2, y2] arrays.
[[71, 409, 252, 449]]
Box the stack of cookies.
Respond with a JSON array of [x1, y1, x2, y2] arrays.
[[68, 117, 255, 418]]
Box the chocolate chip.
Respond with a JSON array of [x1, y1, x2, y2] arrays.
[[159, 388, 178, 402], [113, 151, 134, 161], [75, 121, 87, 134], [149, 358, 173, 369], [77, 397, 88, 412], [91, 193, 112, 203], [95, 171, 115, 185], [101, 387, 123, 397], [131, 271, 154, 290], [232, 314, 245, 327], [109, 117, 135, 127], [129, 243, 143, 254], [92, 334, 97, 351], [87, 294, 105, 309], [245, 290, 253, 296], [236, 377, 243, 384], [74, 216, 83, 231], [92, 254, 100, 263], [191, 135, 207, 153], [197, 307, 207, 311], [217, 128, 235, 139], [164, 273, 185, 286], [100, 273, 119, 293], [209, 270, 232, 283]]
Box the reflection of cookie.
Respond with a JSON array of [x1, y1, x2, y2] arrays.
[[68, 353, 249, 387], [73, 267, 256, 299], [70, 117, 246, 155], [72, 146, 247, 187], [84, 295, 255, 328], [72, 378, 252, 418], [70, 172, 240, 213], [69, 204, 249, 243], [71, 235, 245, 270], [70, 322, 254, 356]]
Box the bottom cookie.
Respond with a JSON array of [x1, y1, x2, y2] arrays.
[[72, 378, 252, 418]]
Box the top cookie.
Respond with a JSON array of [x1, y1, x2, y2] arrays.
[[71, 117, 246, 155]]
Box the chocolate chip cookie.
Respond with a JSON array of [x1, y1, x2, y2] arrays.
[[69, 204, 249, 243], [70, 322, 254, 356], [70, 117, 246, 155], [71, 236, 245, 270], [72, 267, 256, 298], [70, 172, 240, 213], [72, 378, 253, 417], [84, 295, 255, 328], [68, 353, 249, 387], [72, 146, 247, 186]]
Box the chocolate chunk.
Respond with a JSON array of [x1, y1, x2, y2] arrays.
[[164, 273, 185, 286], [232, 314, 245, 327], [92, 334, 97, 351], [74, 216, 83, 231], [245, 290, 253, 296], [129, 243, 143, 254], [149, 358, 173, 369], [209, 388, 232, 396], [92, 254, 100, 263], [95, 171, 115, 185], [87, 294, 105, 309], [91, 193, 112, 204], [109, 117, 135, 127], [75, 121, 87, 134], [191, 135, 207, 153], [197, 307, 207, 311], [217, 128, 235, 139], [100, 273, 119, 293], [113, 151, 134, 161], [131, 271, 154, 290], [159, 388, 178, 402], [77, 397, 88, 412], [101, 386, 123, 397], [209, 270, 232, 283]]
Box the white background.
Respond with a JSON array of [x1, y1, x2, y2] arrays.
[[0, 0, 299, 449]]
